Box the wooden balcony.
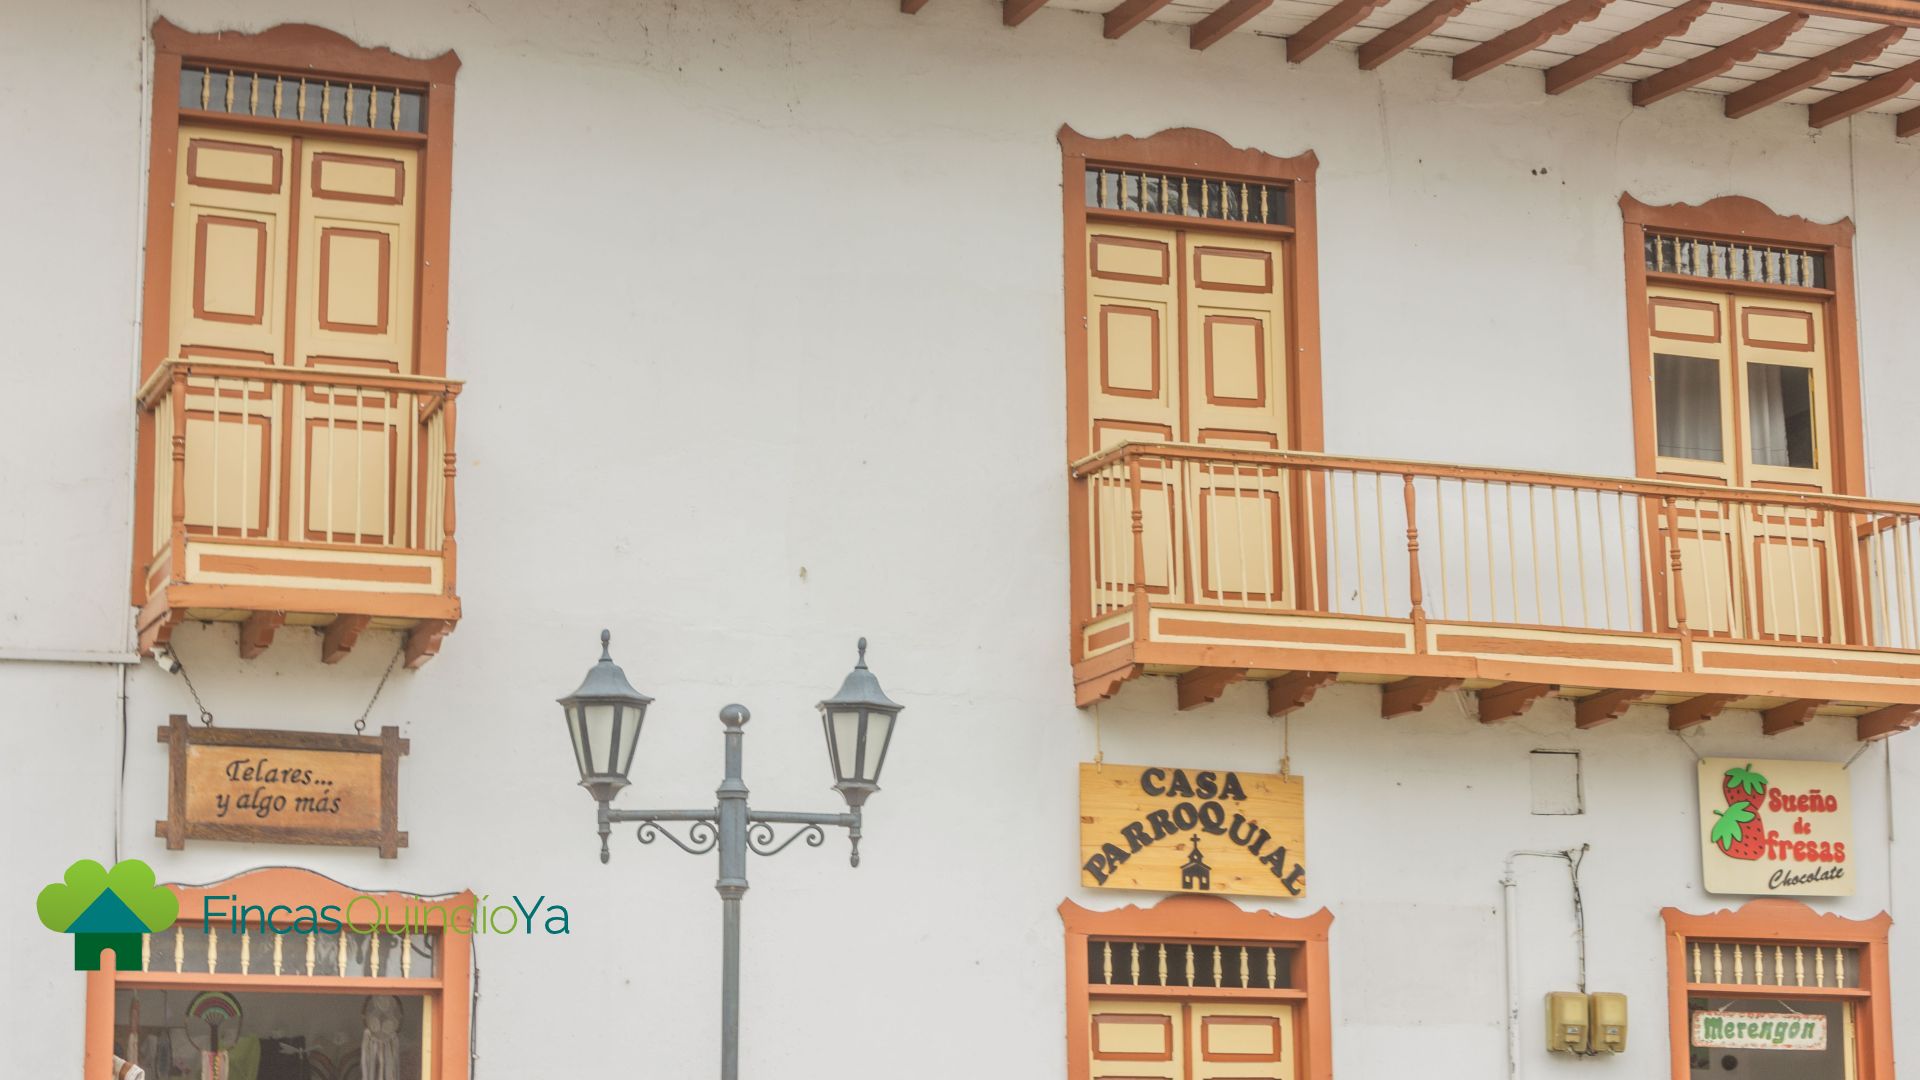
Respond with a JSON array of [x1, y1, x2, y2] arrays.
[[1071, 443, 1920, 740], [134, 360, 460, 666]]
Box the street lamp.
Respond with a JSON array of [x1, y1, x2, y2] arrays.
[[561, 631, 902, 1080]]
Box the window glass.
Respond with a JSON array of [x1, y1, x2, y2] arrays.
[[1655, 354, 1724, 462], [1688, 997, 1848, 1079], [114, 988, 425, 1080], [1747, 363, 1815, 469]]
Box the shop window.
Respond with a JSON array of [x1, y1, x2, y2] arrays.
[[1661, 900, 1892, 1080], [1061, 895, 1333, 1080], [85, 868, 473, 1080]]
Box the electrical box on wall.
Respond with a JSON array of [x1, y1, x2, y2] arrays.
[[1546, 992, 1589, 1053], [1589, 992, 1627, 1053]]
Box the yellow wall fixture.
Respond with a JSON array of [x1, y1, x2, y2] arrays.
[[1546, 992, 1590, 1053], [1588, 992, 1628, 1053]]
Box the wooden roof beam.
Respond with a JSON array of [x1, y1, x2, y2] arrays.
[[1574, 688, 1646, 729], [1193, 0, 1276, 50], [1858, 703, 1920, 740], [901, 0, 933, 13], [1454, 0, 1615, 82], [1900, 104, 1920, 136], [1105, 0, 1177, 38], [1634, 13, 1808, 106], [1727, 26, 1904, 117], [1268, 671, 1336, 718], [1381, 676, 1462, 718], [1669, 693, 1738, 731], [1545, 0, 1710, 94], [1004, 0, 1050, 26], [1478, 682, 1554, 724], [1761, 698, 1823, 735], [1809, 56, 1920, 126], [1290, 0, 1391, 63], [1360, 0, 1479, 71]]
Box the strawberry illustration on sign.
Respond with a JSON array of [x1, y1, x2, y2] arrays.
[[1722, 764, 1768, 806], [1711, 801, 1766, 861]]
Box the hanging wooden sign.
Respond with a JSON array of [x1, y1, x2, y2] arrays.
[[1079, 762, 1305, 899], [156, 715, 409, 858], [1697, 757, 1851, 897], [1691, 1010, 1828, 1051]]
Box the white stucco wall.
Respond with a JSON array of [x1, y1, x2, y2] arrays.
[[3, 1, 1918, 1077]]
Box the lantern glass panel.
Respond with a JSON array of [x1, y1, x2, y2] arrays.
[[830, 709, 865, 782], [612, 703, 644, 776], [861, 710, 895, 782], [580, 702, 617, 775]]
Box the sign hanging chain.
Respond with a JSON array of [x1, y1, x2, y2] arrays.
[[1092, 703, 1104, 766], [354, 645, 404, 734], [1278, 714, 1291, 777], [173, 653, 215, 726]]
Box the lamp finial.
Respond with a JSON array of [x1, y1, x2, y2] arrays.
[[599, 629, 611, 660], [856, 637, 868, 667]]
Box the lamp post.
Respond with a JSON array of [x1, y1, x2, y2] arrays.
[[560, 631, 903, 1080]]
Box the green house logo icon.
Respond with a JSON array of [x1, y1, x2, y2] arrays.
[[36, 859, 178, 971]]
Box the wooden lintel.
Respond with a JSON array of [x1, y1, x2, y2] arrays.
[[1478, 682, 1554, 724], [1192, 0, 1275, 50], [1178, 667, 1249, 711], [1857, 703, 1920, 741], [1898, 105, 1920, 137], [1544, 0, 1708, 94], [1268, 670, 1336, 718], [1004, 0, 1050, 26], [1574, 688, 1647, 729], [901, 0, 933, 12], [1453, 0, 1613, 82], [1381, 676, 1462, 719], [1105, 0, 1176, 37], [1726, 26, 1903, 118], [1078, 663, 1142, 707], [1668, 693, 1738, 731], [1634, 13, 1807, 107], [238, 610, 286, 660], [403, 619, 452, 670], [1810, 56, 1920, 127], [1289, 0, 1388, 63], [1761, 698, 1824, 736], [321, 614, 372, 665], [1360, 0, 1478, 70]]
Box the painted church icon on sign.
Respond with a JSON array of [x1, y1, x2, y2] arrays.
[[1181, 837, 1211, 891]]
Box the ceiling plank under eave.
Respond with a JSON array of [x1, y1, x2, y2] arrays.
[[1808, 56, 1920, 125], [1740, 0, 1920, 31], [1192, 0, 1276, 50], [1290, 0, 1392, 63], [1545, 0, 1711, 94], [1453, 0, 1615, 82], [1632, 13, 1808, 107], [1726, 26, 1906, 117], [1004, 0, 1050, 26], [1105, 0, 1177, 38], [1358, 0, 1478, 70]]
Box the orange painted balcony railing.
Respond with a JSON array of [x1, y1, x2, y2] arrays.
[[1070, 442, 1920, 740], [134, 359, 461, 666]]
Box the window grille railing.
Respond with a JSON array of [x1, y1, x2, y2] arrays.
[[143, 923, 437, 979], [1645, 232, 1827, 289], [1086, 167, 1289, 226], [1088, 937, 1295, 990], [1688, 940, 1858, 989], [180, 64, 425, 133]]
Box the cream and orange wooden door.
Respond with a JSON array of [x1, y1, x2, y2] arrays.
[[1085, 219, 1292, 608], [1088, 999, 1295, 1080], [1646, 285, 1841, 641], [169, 123, 419, 548]]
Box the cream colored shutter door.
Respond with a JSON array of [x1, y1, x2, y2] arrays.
[[1647, 285, 1741, 636], [1189, 1002, 1296, 1080], [1088, 223, 1183, 604], [1089, 1001, 1186, 1080], [290, 137, 420, 546], [1186, 235, 1290, 607], [169, 125, 294, 539]]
